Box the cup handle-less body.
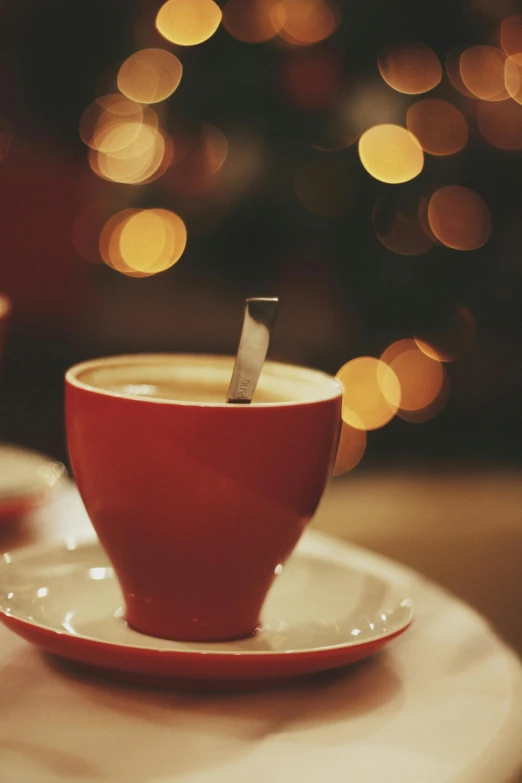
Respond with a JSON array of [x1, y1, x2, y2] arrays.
[[66, 357, 342, 642]]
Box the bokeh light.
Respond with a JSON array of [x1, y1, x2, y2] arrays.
[[222, 0, 282, 43], [89, 124, 169, 185], [414, 306, 477, 362], [295, 156, 356, 217], [397, 369, 449, 423], [476, 98, 522, 149], [377, 43, 442, 94], [500, 15, 522, 58], [276, 0, 340, 46], [336, 357, 400, 431], [100, 208, 187, 277], [373, 196, 434, 256], [428, 186, 492, 250], [333, 423, 367, 476], [117, 49, 183, 104], [358, 124, 424, 184], [380, 339, 444, 413], [80, 94, 145, 152], [504, 56, 522, 105], [445, 47, 475, 98], [156, 0, 222, 46], [406, 99, 468, 156], [459, 46, 508, 101]]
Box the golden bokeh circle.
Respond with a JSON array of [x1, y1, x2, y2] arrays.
[[156, 0, 222, 46], [378, 42, 442, 94], [358, 124, 424, 184], [276, 0, 340, 46], [117, 49, 183, 104], [336, 357, 400, 431], [504, 55, 522, 105], [500, 15, 522, 58], [99, 209, 187, 277], [381, 339, 444, 412], [406, 99, 468, 156], [428, 186, 492, 250], [459, 46, 508, 101], [222, 0, 282, 43], [333, 423, 367, 476]]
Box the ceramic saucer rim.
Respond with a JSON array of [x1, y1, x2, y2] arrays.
[[0, 534, 415, 657]]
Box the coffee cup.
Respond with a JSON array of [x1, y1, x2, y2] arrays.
[[65, 354, 342, 642]]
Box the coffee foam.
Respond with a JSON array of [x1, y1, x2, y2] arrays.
[[69, 355, 341, 406]]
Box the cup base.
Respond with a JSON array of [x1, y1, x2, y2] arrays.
[[124, 607, 263, 644]]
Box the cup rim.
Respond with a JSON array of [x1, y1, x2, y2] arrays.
[[65, 353, 342, 408]]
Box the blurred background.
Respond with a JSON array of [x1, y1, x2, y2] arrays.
[[0, 0, 521, 471]]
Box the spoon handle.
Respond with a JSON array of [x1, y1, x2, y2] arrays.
[[226, 297, 279, 404]]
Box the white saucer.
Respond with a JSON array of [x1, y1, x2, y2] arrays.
[[0, 531, 414, 689], [0, 444, 66, 522]]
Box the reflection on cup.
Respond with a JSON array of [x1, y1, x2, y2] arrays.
[[65, 354, 342, 643]]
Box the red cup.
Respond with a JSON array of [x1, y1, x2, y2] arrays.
[[65, 354, 342, 642]]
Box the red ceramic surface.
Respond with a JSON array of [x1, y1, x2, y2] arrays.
[[0, 533, 414, 690], [65, 355, 342, 642]]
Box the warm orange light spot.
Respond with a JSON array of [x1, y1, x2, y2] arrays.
[[100, 209, 187, 277], [281, 50, 342, 111], [117, 49, 182, 104], [222, 0, 282, 43], [397, 368, 449, 423], [445, 48, 475, 98], [276, 0, 340, 46], [504, 55, 522, 104], [80, 95, 144, 152], [373, 197, 434, 256], [99, 209, 139, 274], [414, 306, 476, 363], [0, 294, 10, 318], [428, 186, 491, 250], [406, 99, 468, 156], [500, 15, 522, 57], [336, 357, 400, 431], [378, 43, 442, 94], [295, 156, 355, 217], [459, 46, 508, 101], [156, 0, 222, 46], [333, 423, 366, 476], [476, 98, 522, 149], [380, 339, 444, 413], [90, 125, 167, 184], [358, 124, 423, 184]]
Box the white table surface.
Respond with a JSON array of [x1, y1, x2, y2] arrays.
[[1, 482, 522, 783]]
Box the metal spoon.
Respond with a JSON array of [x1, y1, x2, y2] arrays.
[[226, 297, 279, 404]]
